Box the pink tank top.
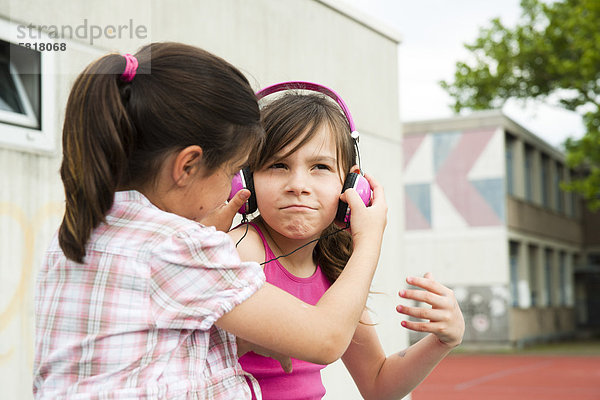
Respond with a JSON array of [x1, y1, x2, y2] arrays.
[[239, 223, 332, 400]]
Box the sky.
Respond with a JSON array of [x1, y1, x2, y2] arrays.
[[337, 0, 586, 149]]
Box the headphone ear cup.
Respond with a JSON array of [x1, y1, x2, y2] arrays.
[[336, 173, 358, 223], [229, 168, 258, 215], [335, 173, 372, 224], [242, 168, 258, 214]]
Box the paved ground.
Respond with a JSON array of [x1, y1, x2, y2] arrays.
[[411, 353, 600, 400]]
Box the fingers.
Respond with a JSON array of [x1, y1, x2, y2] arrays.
[[203, 189, 249, 232], [397, 273, 466, 348], [399, 288, 449, 309], [278, 356, 293, 374], [396, 304, 447, 322], [227, 189, 250, 214], [339, 173, 385, 210], [400, 319, 445, 333], [339, 187, 361, 209], [405, 275, 450, 297]]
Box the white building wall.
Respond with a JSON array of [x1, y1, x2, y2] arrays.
[[402, 126, 508, 286], [0, 1, 404, 399], [403, 229, 508, 286]]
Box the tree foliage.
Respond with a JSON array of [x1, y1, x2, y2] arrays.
[[441, 0, 600, 210]]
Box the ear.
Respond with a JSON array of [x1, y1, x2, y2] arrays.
[[172, 145, 204, 186], [349, 164, 360, 174]]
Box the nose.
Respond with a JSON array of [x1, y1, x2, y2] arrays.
[[285, 169, 310, 196]]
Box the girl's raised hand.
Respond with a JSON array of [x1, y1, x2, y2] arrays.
[[396, 272, 465, 348], [339, 173, 387, 246], [200, 189, 250, 232]]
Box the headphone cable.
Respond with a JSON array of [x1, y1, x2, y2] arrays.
[[234, 218, 349, 265], [235, 216, 250, 247], [260, 222, 349, 265]]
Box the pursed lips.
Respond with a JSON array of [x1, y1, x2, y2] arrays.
[[280, 204, 316, 210]]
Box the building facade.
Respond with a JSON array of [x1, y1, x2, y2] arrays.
[[402, 110, 600, 347]]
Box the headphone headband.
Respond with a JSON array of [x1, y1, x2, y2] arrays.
[[255, 81, 358, 140]]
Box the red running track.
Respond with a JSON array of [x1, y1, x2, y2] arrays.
[[412, 354, 600, 400]]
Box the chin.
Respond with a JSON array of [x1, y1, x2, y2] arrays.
[[280, 221, 326, 241]]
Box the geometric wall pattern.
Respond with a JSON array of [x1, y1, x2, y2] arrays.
[[403, 128, 505, 230]]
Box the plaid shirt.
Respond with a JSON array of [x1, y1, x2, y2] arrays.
[[34, 190, 265, 399]]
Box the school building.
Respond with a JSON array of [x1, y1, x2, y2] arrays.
[[402, 110, 600, 347]]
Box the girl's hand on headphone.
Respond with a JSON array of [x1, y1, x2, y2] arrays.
[[339, 173, 387, 247], [200, 189, 250, 232], [396, 272, 465, 349]]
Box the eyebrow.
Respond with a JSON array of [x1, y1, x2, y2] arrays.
[[308, 156, 337, 164]]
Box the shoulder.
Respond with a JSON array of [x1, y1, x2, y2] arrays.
[[228, 223, 266, 264]]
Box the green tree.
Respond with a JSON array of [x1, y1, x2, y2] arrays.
[[441, 0, 600, 210]]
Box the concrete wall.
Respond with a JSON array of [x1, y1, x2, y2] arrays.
[[506, 197, 583, 245], [0, 1, 404, 399], [509, 307, 576, 345]]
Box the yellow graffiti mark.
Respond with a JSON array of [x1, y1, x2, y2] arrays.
[[0, 345, 14, 364], [0, 202, 63, 368], [0, 203, 33, 333]]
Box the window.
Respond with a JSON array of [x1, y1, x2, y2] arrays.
[[505, 134, 515, 196], [555, 163, 564, 213], [0, 43, 39, 128], [0, 19, 56, 153], [559, 252, 567, 306], [541, 155, 550, 208], [589, 253, 600, 268], [569, 169, 578, 217], [528, 245, 538, 306], [524, 145, 534, 202], [509, 241, 519, 307], [545, 248, 553, 306]]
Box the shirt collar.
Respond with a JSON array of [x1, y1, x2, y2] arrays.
[[114, 190, 157, 209]]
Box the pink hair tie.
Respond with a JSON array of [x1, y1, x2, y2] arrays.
[[120, 54, 138, 83]]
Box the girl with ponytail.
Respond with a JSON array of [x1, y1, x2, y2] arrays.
[[229, 91, 465, 400], [34, 43, 389, 399]]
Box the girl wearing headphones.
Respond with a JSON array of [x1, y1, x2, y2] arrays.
[[228, 86, 465, 400], [33, 46, 387, 399]]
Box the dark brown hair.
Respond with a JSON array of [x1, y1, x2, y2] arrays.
[[253, 92, 356, 284], [59, 42, 263, 263]]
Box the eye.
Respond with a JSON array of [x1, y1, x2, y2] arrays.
[[269, 163, 286, 169], [314, 164, 332, 171]]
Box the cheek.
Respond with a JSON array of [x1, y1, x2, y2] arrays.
[[253, 176, 276, 206], [219, 179, 234, 203], [208, 174, 234, 207], [321, 185, 343, 213]]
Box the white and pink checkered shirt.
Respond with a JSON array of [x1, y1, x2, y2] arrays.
[[34, 190, 265, 399]]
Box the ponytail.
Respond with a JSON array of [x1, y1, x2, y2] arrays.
[[58, 54, 135, 263]]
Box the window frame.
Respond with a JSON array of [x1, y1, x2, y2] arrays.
[[0, 57, 39, 128], [0, 18, 56, 154]]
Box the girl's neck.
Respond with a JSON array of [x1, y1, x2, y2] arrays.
[[259, 220, 319, 278]]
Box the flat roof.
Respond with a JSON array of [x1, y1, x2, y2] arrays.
[[315, 0, 403, 44], [403, 110, 566, 161]]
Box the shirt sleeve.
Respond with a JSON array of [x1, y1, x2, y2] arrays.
[[149, 225, 265, 331]]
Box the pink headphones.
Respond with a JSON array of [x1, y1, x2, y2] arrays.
[[228, 81, 372, 224]]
